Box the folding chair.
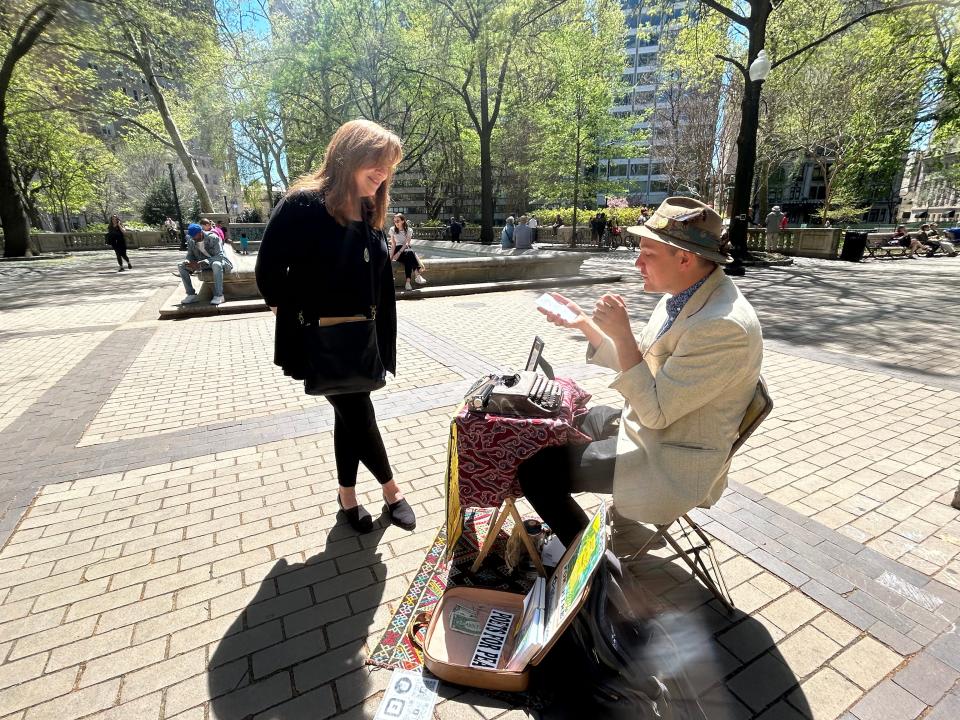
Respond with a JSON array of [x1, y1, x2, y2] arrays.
[[621, 377, 773, 611]]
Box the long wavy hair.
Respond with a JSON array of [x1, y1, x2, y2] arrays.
[[288, 119, 403, 229], [392, 213, 409, 234]]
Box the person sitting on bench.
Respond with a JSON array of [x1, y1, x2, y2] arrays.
[[517, 197, 763, 547], [178, 222, 233, 306], [918, 223, 942, 257], [890, 225, 922, 257]]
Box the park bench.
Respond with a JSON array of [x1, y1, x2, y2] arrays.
[[864, 231, 957, 259], [865, 232, 914, 259], [196, 246, 260, 300]]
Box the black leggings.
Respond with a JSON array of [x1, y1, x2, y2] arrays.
[[397, 250, 421, 279], [114, 242, 130, 267], [325, 392, 393, 488]]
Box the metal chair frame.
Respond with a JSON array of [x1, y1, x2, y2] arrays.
[[622, 377, 773, 612]]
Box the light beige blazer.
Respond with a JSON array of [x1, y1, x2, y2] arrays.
[[587, 267, 763, 524]]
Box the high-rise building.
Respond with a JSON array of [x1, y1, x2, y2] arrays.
[[603, 1, 698, 206]]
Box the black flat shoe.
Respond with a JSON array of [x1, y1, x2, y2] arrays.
[[338, 494, 373, 533], [383, 497, 416, 531]]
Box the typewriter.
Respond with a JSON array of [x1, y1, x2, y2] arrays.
[[464, 337, 564, 418]]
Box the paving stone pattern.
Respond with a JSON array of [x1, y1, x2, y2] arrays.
[[0, 249, 958, 718]]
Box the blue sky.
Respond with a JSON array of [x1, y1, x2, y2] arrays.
[[216, 0, 273, 39]]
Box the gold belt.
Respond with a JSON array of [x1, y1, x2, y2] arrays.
[[317, 315, 367, 327]]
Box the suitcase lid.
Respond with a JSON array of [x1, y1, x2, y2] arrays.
[[530, 504, 608, 665]]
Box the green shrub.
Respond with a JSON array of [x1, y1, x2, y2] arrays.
[[235, 208, 263, 223], [140, 180, 181, 226], [531, 205, 653, 227]]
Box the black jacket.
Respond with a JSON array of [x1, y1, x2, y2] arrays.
[[255, 192, 397, 383], [105, 226, 126, 248]]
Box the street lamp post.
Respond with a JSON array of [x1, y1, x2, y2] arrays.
[[167, 162, 186, 250], [726, 48, 772, 276]]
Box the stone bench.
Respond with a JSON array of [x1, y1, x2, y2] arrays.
[[195, 246, 260, 300], [391, 250, 588, 289], [192, 246, 588, 300]]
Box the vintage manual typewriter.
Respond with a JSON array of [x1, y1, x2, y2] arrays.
[[464, 337, 564, 418]]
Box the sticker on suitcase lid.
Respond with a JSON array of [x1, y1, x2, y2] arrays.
[[469, 608, 515, 669]]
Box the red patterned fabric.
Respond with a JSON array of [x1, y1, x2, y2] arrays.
[[455, 377, 592, 508]]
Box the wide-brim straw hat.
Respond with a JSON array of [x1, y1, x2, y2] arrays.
[[626, 196, 731, 264]]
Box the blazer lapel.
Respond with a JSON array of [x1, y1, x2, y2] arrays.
[[643, 267, 726, 356]]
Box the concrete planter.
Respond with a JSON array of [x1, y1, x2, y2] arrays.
[[392, 251, 588, 287]]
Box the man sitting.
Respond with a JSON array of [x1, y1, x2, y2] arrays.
[[519, 197, 763, 546], [178, 222, 233, 306], [918, 223, 941, 257]]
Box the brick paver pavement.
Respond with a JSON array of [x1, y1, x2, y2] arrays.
[[0, 247, 958, 719]]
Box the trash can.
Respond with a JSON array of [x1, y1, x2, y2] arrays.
[[840, 230, 868, 262]]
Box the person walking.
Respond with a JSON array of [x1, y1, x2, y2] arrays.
[[389, 213, 426, 291], [254, 119, 415, 534], [449, 216, 462, 243], [105, 215, 132, 271], [239, 232, 250, 255]]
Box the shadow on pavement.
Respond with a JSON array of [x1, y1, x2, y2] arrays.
[[532, 527, 811, 719], [208, 518, 388, 719]]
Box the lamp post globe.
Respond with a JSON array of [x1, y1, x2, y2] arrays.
[[726, 47, 773, 276], [749, 50, 771, 82]]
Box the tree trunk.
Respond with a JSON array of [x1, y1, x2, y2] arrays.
[[478, 58, 494, 245], [572, 121, 582, 247], [479, 129, 494, 244], [0, 123, 31, 256], [727, 2, 771, 273], [133, 38, 213, 214], [0, 3, 62, 257]]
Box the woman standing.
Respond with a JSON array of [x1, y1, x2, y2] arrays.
[[106, 215, 132, 271], [388, 213, 426, 291], [255, 120, 415, 534]]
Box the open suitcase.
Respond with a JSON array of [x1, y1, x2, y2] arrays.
[[419, 505, 607, 692]]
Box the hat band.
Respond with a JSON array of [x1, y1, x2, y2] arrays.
[[647, 211, 721, 252]]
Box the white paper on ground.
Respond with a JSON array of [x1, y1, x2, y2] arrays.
[[374, 669, 439, 720], [541, 535, 566, 566]]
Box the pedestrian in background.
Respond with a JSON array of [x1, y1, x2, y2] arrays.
[[105, 215, 132, 272], [765, 205, 785, 250], [500, 216, 516, 249], [389, 213, 427, 290]]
